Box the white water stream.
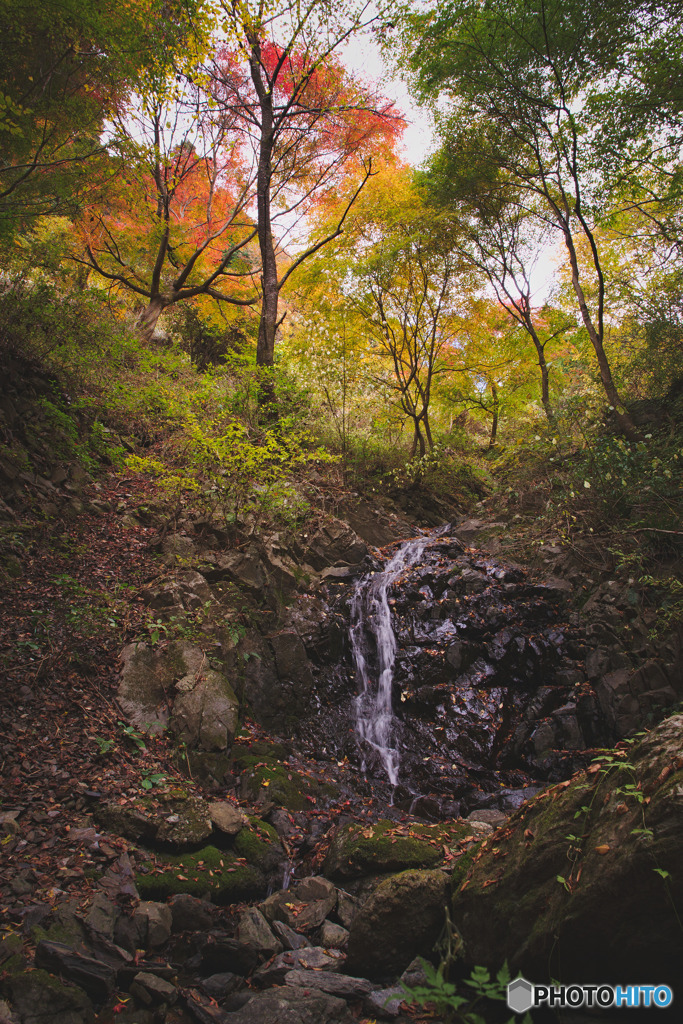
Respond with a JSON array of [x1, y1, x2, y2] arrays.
[[349, 536, 429, 787]]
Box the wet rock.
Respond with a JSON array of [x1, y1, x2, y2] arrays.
[[253, 947, 346, 987], [449, 713, 683, 984], [34, 941, 115, 1002], [129, 972, 177, 1006], [219, 986, 354, 1024], [236, 908, 282, 959], [346, 869, 447, 979], [8, 969, 93, 1024]]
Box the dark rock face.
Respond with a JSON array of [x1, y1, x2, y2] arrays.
[[450, 713, 683, 984], [297, 527, 604, 812]]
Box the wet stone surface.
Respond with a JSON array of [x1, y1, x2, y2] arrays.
[[296, 525, 605, 814]]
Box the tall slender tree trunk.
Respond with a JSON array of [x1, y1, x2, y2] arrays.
[[488, 382, 499, 449]]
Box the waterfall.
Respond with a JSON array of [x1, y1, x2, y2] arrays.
[[350, 535, 430, 786]]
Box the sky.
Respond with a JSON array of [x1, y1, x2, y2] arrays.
[[340, 31, 437, 167]]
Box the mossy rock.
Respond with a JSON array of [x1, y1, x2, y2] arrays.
[[323, 819, 485, 880], [8, 968, 94, 1024], [234, 748, 337, 811], [136, 845, 265, 903], [233, 817, 283, 873], [96, 792, 212, 847]]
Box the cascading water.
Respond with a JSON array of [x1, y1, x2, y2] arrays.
[[349, 535, 430, 786]]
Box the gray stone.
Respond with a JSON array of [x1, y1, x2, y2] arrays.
[[284, 970, 374, 999], [253, 947, 346, 987], [236, 908, 283, 959], [200, 973, 242, 1000], [317, 921, 349, 949], [34, 942, 115, 1003], [117, 641, 206, 735], [335, 891, 360, 930], [168, 894, 215, 933], [129, 972, 177, 1006], [171, 669, 239, 752], [364, 985, 405, 1019], [219, 986, 354, 1023], [84, 894, 118, 941], [209, 801, 248, 835], [449, 712, 683, 984], [272, 920, 311, 950], [346, 870, 447, 979], [133, 902, 172, 949], [260, 876, 337, 933]]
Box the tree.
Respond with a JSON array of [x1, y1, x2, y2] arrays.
[[210, 0, 403, 379], [77, 80, 259, 341], [346, 171, 468, 460], [0, 0, 205, 236], [399, 0, 681, 437]]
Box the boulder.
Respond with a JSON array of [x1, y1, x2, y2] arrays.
[[236, 908, 282, 959], [323, 821, 445, 879], [260, 876, 337, 933], [96, 793, 212, 847], [253, 947, 346, 987], [8, 969, 94, 1024], [345, 869, 447, 979], [300, 518, 367, 571], [171, 668, 239, 752], [117, 642, 206, 735], [449, 713, 683, 984], [208, 801, 249, 835]]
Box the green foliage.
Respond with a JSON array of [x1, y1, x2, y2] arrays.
[[401, 959, 527, 1024]]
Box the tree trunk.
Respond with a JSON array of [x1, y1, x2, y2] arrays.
[[488, 382, 499, 449], [136, 296, 166, 344]]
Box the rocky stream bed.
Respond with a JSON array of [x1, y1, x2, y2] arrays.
[[1, 493, 682, 1024]]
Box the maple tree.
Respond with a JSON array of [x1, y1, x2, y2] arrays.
[[0, 0, 206, 237], [76, 80, 259, 341], [209, 0, 404, 384]]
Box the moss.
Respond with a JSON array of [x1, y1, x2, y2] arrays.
[[324, 820, 474, 879], [233, 816, 282, 872], [234, 751, 336, 810], [135, 845, 264, 903]]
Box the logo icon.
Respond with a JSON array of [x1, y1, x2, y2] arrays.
[[508, 977, 534, 1014]]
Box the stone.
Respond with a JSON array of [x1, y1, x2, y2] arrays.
[[270, 632, 315, 691], [302, 518, 367, 571], [129, 972, 177, 1006], [133, 902, 172, 949], [253, 947, 346, 987], [217, 986, 354, 1024], [317, 921, 349, 949], [346, 870, 448, 979], [9, 969, 93, 1024], [236, 908, 283, 959], [364, 985, 406, 1019], [260, 876, 337, 933], [117, 641, 206, 735], [208, 801, 248, 835], [171, 668, 239, 752], [96, 793, 212, 847], [449, 713, 683, 985], [284, 970, 374, 999], [84, 894, 118, 941], [272, 920, 311, 950], [335, 891, 360, 930], [200, 973, 242, 1000], [34, 941, 115, 1002], [323, 821, 443, 880], [168, 894, 215, 933]]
